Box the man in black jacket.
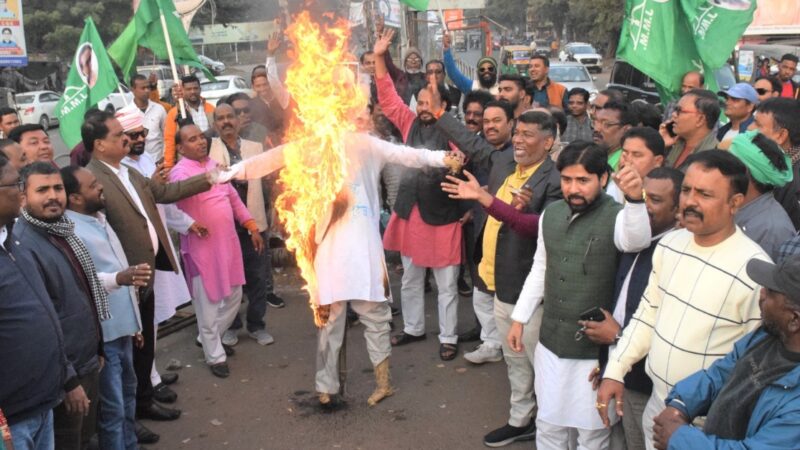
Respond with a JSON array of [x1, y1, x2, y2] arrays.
[[586, 167, 683, 450], [13, 162, 104, 450], [0, 155, 69, 450], [440, 110, 563, 447]]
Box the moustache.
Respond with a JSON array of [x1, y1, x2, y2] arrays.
[[44, 200, 63, 209], [466, 120, 479, 127], [567, 194, 586, 203], [682, 207, 703, 220], [485, 128, 498, 134]]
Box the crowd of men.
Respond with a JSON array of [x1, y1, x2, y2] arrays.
[[2, 21, 800, 450]]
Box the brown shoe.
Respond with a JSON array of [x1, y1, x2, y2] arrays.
[[367, 358, 394, 406]]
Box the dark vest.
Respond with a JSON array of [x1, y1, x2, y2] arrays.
[[393, 121, 461, 225], [539, 194, 622, 359]]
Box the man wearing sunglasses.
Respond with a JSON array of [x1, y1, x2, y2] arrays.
[[225, 92, 268, 147], [443, 33, 500, 96], [716, 83, 759, 148], [661, 89, 720, 170], [753, 76, 781, 103], [131, 73, 167, 161]]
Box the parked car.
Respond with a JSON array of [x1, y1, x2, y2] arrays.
[[559, 42, 603, 73], [198, 55, 225, 75], [16, 90, 60, 130], [607, 60, 736, 106], [200, 75, 252, 106], [549, 62, 598, 97], [499, 45, 533, 76], [96, 84, 134, 113]]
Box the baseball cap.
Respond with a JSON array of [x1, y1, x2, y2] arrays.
[[718, 83, 759, 105], [746, 255, 800, 304]]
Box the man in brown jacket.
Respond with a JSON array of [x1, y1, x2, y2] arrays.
[[83, 110, 215, 423]]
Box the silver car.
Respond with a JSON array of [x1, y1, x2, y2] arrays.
[[548, 62, 598, 97]]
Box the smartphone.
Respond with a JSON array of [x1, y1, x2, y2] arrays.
[[579, 306, 605, 322], [665, 121, 677, 138]]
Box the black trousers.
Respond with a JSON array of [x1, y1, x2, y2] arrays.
[[134, 288, 155, 410], [53, 368, 100, 450]]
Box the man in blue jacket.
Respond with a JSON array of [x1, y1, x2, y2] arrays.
[[0, 154, 69, 450], [653, 254, 800, 450]]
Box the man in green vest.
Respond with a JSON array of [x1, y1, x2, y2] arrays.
[[507, 142, 651, 449]]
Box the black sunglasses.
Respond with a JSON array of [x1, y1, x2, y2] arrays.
[[479, 66, 496, 73], [125, 129, 149, 140], [755, 88, 770, 95]]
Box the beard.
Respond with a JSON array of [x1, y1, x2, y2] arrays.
[[129, 142, 146, 156], [567, 194, 592, 213], [479, 72, 496, 88]]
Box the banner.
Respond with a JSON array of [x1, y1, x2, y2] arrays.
[[680, 0, 756, 68], [188, 22, 280, 45], [377, 0, 402, 28], [55, 18, 119, 149], [0, 0, 26, 67]]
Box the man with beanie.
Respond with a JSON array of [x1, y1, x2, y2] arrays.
[[729, 130, 795, 259], [443, 34, 500, 96]]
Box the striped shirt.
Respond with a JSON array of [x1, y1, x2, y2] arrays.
[[605, 227, 769, 401]]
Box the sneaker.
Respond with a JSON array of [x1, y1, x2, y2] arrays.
[[248, 329, 275, 346], [222, 330, 239, 346], [458, 278, 472, 296], [483, 421, 536, 447], [464, 344, 503, 364], [266, 293, 286, 308]]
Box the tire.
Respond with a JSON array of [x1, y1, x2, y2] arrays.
[[39, 115, 49, 131]]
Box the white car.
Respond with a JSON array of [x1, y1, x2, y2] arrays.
[[16, 90, 61, 130], [559, 42, 603, 73], [97, 84, 134, 113], [200, 75, 252, 106], [549, 62, 599, 97]]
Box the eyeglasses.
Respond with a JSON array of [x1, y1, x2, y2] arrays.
[[0, 178, 23, 192], [479, 66, 496, 73], [426, 69, 443, 75], [125, 129, 149, 140], [234, 107, 251, 115], [755, 88, 771, 95], [673, 106, 700, 116]]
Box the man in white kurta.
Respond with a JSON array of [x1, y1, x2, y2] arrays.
[[224, 131, 456, 405]]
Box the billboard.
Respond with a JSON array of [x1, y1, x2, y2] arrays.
[[0, 0, 26, 67], [189, 21, 280, 45], [744, 0, 800, 36]]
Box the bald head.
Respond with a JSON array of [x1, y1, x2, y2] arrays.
[[681, 71, 705, 94]]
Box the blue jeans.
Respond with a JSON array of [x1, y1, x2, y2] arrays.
[[98, 336, 138, 450], [10, 410, 54, 450]]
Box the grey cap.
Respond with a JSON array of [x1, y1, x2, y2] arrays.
[[746, 255, 800, 304]]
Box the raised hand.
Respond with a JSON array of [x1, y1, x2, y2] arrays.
[[374, 28, 395, 56], [613, 164, 644, 202], [442, 170, 482, 200], [443, 33, 451, 50], [267, 32, 281, 56]]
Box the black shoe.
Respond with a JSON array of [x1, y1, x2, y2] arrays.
[[483, 421, 536, 447], [390, 332, 426, 346], [195, 340, 235, 356], [458, 325, 482, 343], [210, 362, 230, 378], [266, 293, 286, 308], [458, 278, 472, 296], [137, 402, 182, 421], [153, 383, 177, 404], [135, 421, 160, 444], [160, 372, 179, 385]]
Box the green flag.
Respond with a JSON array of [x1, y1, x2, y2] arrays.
[[400, 0, 430, 11], [680, 0, 756, 68], [108, 0, 211, 81], [55, 18, 119, 149], [617, 0, 745, 101]]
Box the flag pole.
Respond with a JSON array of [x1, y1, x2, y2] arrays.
[[118, 84, 129, 106], [158, 6, 187, 118]]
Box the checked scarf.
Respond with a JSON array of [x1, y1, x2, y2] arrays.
[[21, 209, 111, 321]]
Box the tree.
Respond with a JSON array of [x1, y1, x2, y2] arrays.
[[528, 0, 570, 41], [485, 0, 529, 32], [566, 0, 623, 55]]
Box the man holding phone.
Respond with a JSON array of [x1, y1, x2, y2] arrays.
[[507, 142, 651, 449], [660, 89, 720, 170]]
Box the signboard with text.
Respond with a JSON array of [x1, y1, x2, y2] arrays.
[[0, 0, 26, 67], [189, 21, 279, 45]]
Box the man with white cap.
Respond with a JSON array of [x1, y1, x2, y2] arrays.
[[717, 83, 759, 148]]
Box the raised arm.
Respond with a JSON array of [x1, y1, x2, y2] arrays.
[[435, 112, 494, 166], [443, 34, 474, 93], [266, 32, 290, 110], [374, 28, 416, 138]]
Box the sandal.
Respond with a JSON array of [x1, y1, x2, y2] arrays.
[[439, 343, 458, 361], [391, 332, 426, 346]]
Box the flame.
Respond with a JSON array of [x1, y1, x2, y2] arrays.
[[278, 12, 368, 327]]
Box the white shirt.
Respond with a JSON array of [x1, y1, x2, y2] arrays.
[[100, 160, 159, 253], [188, 103, 209, 132], [0, 225, 7, 251], [140, 100, 167, 160], [265, 56, 290, 110], [511, 200, 652, 324]]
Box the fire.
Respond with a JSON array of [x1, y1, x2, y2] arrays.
[[278, 12, 368, 327]]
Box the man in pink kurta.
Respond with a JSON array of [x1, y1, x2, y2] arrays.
[[169, 124, 263, 378]]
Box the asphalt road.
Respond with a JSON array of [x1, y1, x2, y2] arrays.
[[142, 269, 533, 450]]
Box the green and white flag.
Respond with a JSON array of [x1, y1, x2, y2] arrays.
[[617, 0, 755, 102], [680, 0, 756, 68], [108, 0, 212, 82], [55, 18, 119, 149]]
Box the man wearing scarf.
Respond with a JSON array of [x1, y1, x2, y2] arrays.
[[730, 131, 795, 259], [374, 28, 465, 362], [13, 162, 106, 450]]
